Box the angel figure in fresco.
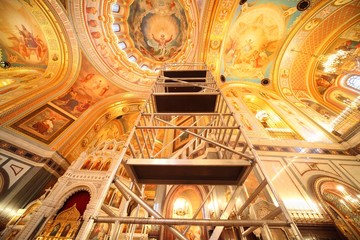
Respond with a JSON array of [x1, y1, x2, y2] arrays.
[[9, 24, 47, 61], [17, 24, 37, 49], [152, 33, 173, 56]]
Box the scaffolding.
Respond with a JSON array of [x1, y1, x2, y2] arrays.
[[93, 63, 303, 240]]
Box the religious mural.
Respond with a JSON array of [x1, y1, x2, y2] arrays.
[[301, 100, 337, 120], [52, 56, 124, 118], [328, 90, 356, 108], [89, 223, 110, 240], [0, 1, 48, 66], [316, 180, 360, 240], [165, 186, 204, 240], [314, 23, 360, 96], [104, 187, 122, 208], [222, 1, 298, 81], [36, 204, 82, 239], [0, 1, 51, 106], [128, 0, 188, 61], [11, 104, 74, 144]]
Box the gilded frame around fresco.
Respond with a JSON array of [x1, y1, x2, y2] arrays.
[[11, 104, 74, 144]]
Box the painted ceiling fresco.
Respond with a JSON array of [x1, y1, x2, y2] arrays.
[[0, 0, 79, 112], [128, 0, 188, 61], [275, 0, 359, 103], [77, 0, 198, 91], [0, 1, 49, 104], [314, 23, 360, 99], [0, 0, 359, 151], [222, 1, 300, 82], [0, 2, 48, 66], [51, 56, 125, 118]]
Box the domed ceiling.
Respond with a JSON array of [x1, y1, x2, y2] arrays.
[[73, 0, 360, 101], [70, 0, 199, 91], [0, 0, 359, 158]]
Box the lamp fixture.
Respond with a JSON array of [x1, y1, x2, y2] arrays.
[[173, 198, 189, 217], [322, 50, 351, 74], [0, 61, 11, 69], [255, 110, 269, 122]]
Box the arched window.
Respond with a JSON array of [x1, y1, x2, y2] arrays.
[[112, 24, 120, 32], [346, 75, 360, 91], [128, 55, 137, 62], [118, 41, 126, 50], [111, 4, 120, 13]]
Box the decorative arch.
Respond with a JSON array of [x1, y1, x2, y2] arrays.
[[345, 75, 360, 91], [324, 85, 358, 109], [57, 94, 143, 162], [313, 177, 360, 239], [56, 190, 91, 215], [0, 0, 81, 124], [51, 185, 95, 217], [37, 189, 91, 239], [0, 168, 9, 195], [163, 185, 206, 240]]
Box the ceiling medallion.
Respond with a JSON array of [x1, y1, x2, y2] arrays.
[[297, 0, 311, 11]]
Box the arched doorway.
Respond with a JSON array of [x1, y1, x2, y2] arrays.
[[36, 190, 91, 239], [314, 177, 360, 240], [163, 185, 206, 240]]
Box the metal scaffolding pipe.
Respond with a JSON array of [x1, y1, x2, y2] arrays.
[[136, 126, 239, 129], [237, 179, 267, 214], [153, 92, 219, 96], [159, 76, 217, 91], [94, 217, 290, 227], [113, 178, 130, 201], [113, 179, 187, 240], [242, 207, 282, 237], [142, 113, 233, 116], [101, 204, 117, 217], [154, 116, 253, 160]]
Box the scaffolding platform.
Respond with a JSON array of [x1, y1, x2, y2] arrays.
[[153, 66, 219, 113], [163, 70, 207, 92], [154, 93, 218, 113], [124, 158, 252, 185], [93, 63, 303, 240]]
